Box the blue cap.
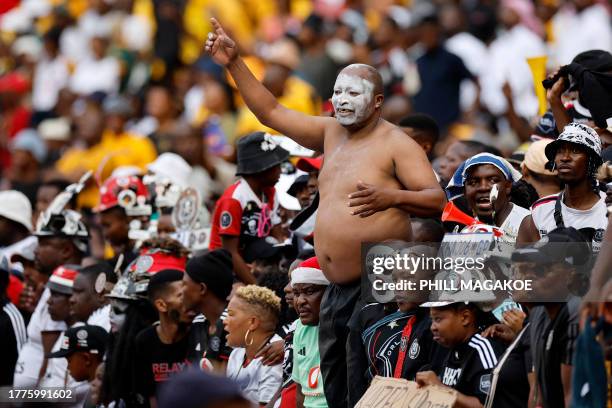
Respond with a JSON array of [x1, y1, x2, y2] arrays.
[[157, 368, 247, 408]]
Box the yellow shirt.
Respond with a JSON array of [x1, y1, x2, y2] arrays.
[[56, 131, 157, 208], [235, 76, 321, 137]]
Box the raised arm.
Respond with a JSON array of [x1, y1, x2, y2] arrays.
[[205, 18, 329, 152]]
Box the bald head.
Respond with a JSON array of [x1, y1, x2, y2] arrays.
[[332, 64, 384, 127], [340, 64, 384, 96]]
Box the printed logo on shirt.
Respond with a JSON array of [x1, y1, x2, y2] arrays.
[[220, 211, 232, 229], [479, 374, 491, 394], [442, 367, 462, 387], [308, 366, 320, 389], [297, 347, 306, 356], [210, 336, 220, 352], [152, 361, 189, 382], [409, 340, 420, 359]]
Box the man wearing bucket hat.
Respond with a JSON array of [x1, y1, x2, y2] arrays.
[[209, 131, 289, 284], [518, 122, 607, 252]]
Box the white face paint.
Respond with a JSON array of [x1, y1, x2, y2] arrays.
[[331, 73, 376, 126]]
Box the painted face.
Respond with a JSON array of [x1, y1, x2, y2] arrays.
[[332, 73, 375, 126]]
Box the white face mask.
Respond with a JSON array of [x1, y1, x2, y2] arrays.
[[331, 73, 375, 126], [109, 300, 128, 333]]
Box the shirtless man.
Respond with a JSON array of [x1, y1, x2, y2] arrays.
[[205, 19, 445, 407]]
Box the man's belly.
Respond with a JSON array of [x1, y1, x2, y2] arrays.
[[314, 202, 413, 284]]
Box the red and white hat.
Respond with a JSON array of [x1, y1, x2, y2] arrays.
[[291, 257, 329, 286], [47, 265, 80, 295], [96, 175, 151, 216]]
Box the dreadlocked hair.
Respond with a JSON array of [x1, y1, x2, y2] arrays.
[[587, 155, 602, 193], [101, 299, 157, 406], [140, 236, 190, 258]]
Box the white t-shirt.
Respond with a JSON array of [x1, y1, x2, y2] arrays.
[[499, 203, 530, 245], [531, 192, 608, 250], [87, 304, 111, 332], [14, 289, 67, 387], [480, 24, 547, 118], [226, 334, 283, 405], [32, 55, 70, 111], [69, 57, 120, 95], [552, 4, 612, 66]]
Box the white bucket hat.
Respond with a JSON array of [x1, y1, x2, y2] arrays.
[[0, 190, 33, 231]]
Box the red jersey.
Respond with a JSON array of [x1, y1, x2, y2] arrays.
[[209, 179, 277, 250]]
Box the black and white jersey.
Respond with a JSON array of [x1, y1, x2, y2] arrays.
[[438, 334, 506, 404], [187, 310, 232, 369], [360, 304, 439, 381]]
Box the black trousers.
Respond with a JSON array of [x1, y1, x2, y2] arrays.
[[318, 282, 363, 408]]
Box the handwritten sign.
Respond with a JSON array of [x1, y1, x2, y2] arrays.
[[356, 376, 457, 408]]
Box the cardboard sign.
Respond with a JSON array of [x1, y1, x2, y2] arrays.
[[356, 376, 457, 408]]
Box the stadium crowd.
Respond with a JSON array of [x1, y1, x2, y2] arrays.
[[0, 0, 612, 407]]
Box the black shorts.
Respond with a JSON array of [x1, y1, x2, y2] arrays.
[[318, 281, 363, 408]]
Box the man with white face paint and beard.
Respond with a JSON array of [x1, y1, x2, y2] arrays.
[[205, 18, 446, 408]]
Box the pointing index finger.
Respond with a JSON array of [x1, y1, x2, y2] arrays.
[[210, 18, 225, 36]]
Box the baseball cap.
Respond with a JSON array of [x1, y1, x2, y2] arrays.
[[12, 128, 47, 163], [158, 368, 248, 408], [47, 265, 80, 295], [47, 325, 109, 358], [147, 153, 192, 187], [511, 227, 591, 267], [296, 155, 323, 172], [522, 139, 557, 176], [287, 174, 309, 197], [0, 190, 33, 231], [38, 117, 71, 142]]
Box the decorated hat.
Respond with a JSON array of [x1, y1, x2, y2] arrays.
[[47, 265, 80, 295], [96, 175, 151, 216], [236, 132, 290, 176]]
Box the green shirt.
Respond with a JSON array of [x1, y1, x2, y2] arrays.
[[291, 321, 328, 408]]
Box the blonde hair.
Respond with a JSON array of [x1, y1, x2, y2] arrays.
[[596, 161, 612, 183], [235, 285, 281, 321]]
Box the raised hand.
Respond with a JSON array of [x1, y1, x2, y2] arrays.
[[204, 18, 238, 66]]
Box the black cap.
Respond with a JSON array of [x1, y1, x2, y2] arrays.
[[185, 250, 234, 300], [47, 325, 109, 358], [287, 174, 309, 197], [511, 227, 591, 267], [235, 132, 290, 176], [158, 368, 247, 408]]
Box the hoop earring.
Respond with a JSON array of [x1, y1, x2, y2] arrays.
[[244, 329, 254, 346]]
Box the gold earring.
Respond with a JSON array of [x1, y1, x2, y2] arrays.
[[244, 329, 254, 346]]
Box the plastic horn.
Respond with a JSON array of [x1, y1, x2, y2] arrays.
[[527, 55, 548, 116], [441, 201, 481, 226]]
